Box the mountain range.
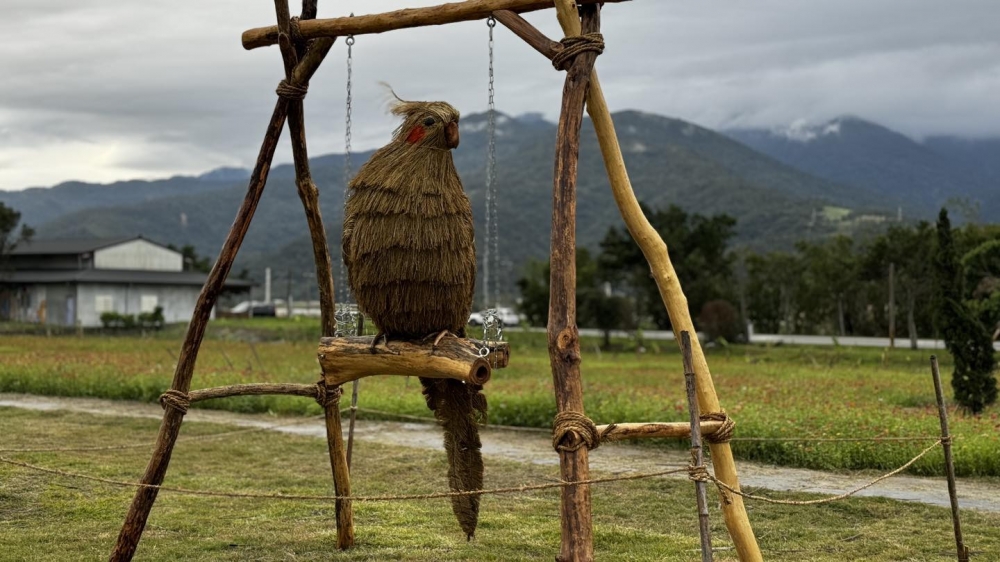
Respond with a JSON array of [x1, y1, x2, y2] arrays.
[[2, 111, 996, 302]]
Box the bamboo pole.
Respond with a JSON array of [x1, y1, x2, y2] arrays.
[[683, 332, 713, 562], [546, 5, 601, 561], [242, 0, 626, 49], [931, 356, 970, 562], [530, 6, 764, 560]]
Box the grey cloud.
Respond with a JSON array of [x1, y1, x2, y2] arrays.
[[1, 0, 997, 190]]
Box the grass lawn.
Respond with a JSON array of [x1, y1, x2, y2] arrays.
[[2, 408, 999, 561], [0, 318, 998, 476]]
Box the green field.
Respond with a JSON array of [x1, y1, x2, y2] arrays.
[[1, 318, 998, 476], [2, 408, 999, 561]]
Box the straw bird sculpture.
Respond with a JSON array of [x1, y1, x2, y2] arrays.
[[342, 95, 485, 538]]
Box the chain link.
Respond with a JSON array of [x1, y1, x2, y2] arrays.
[[483, 16, 500, 311], [480, 16, 504, 366], [339, 27, 355, 306]]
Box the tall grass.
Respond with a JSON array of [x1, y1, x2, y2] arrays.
[[1, 319, 997, 476]]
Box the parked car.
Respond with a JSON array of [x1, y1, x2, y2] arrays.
[[468, 307, 520, 327]]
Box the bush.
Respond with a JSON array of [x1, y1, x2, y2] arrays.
[[933, 209, 998, 413], [697, 299, 743, 343], [137, 306, 165, 330]]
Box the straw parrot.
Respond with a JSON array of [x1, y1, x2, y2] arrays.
[[342, 94, 485, 538]]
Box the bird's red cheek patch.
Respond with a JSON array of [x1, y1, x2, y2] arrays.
[[406, 125, 426, 144]]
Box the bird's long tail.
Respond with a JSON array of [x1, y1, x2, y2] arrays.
[[419, 376, 487, 539]]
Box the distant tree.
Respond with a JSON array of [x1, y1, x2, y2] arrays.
[[697, 300, 742, 343], [933, 209, 997, 414], [0, 202, 34, 261], [598, 203, 736, 330], [796, 236, 860, 336], [745, 252, 805, 334], [167, 243, 210, 272], [862, 223, 935, 348], [516, 248, 633, 348], [961, 239, 1000, 340]]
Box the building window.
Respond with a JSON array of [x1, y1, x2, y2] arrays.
[[141, 295, 158, 313], [95, 295, 114, 313]]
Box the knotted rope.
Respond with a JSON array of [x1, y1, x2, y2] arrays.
[[315, 381, 343, 408], [686, 439, 944, 506], [551, 33, 605, 71], [288, 16, 307, 52], [700, 411, 735, 444], [276, 79, 308, 101], [158, 390, 190, 415], [552, 411, 601, 452]]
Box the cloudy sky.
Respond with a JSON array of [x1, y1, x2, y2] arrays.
[[1, 0, 998, 190]]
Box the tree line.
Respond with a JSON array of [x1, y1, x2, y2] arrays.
[[517, 204, 999, 411]]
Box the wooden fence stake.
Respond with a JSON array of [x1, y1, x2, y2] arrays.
[[931, 356, 970, 562], [683, 332, 713, 562]]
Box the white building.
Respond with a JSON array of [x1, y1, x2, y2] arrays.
[[0, 237, 251, 327]]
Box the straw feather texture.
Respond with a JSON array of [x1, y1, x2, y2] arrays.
[[342, 97, 485, 538]]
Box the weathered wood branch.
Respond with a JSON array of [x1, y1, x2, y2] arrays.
[[188, 383, 318, 403], [493, 10, 561, 59], [684, 332, 714, 562], [547, 5, 600, 562], [318, 336, 507, 387], [242, 0, 627, 49], [510, 9, 763, 561], [596, 421, 724, 442]]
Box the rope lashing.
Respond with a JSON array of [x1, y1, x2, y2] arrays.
[[315, 381, 343, 408], [552, 411, 601, 452], [551, 32, 605, 71], [276, 79, 308, 101], [288, 16, 307, 51], [158, 390, 190, 415], [700, 411, 735, 444]]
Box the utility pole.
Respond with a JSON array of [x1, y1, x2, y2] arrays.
[[888, 262, 896, 348]]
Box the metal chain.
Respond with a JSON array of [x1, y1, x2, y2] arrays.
[[339, 29, 355, 307], [481, 16, 503, 366]]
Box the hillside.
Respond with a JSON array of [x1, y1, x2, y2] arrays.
[[4, 110, 903, 300], [726, 117, 999, 221]]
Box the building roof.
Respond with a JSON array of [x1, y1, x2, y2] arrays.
[[0, 268, 253, 289], [9, 236, 175, 256]]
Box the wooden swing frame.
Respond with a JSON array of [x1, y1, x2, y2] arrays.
[[108, 1, 762, 561]]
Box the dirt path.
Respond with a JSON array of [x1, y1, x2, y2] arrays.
[[3, 393, 998, 513]]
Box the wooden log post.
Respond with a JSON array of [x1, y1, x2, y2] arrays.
[[545, 5, 602, 561], [272, 1, 353, 548], [241, 0, 627, 49], [107, 6, 334, 561], [538, 5, 763, 560], [683, 332, 714, 562], [931, 356, 970, 562]]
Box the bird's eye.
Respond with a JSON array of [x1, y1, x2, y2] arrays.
[[422, 117, 436, 127]]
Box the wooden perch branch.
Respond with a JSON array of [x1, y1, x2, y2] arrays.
[[318, 337, 507, 387], [596, 421, 724, 442], [242, 0, 627, 49]]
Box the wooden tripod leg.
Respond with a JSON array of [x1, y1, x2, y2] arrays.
[[322, 385, 355, 549], [547, 6, 601, 562], [109, 98, 290, 562]]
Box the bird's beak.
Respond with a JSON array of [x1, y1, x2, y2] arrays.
[[445, 120, 460, 149]]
